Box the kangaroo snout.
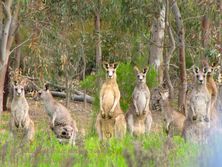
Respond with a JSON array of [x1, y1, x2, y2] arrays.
[[192, 115, 197, 121]]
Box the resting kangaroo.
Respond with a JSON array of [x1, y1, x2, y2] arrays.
[[183, 66, 211, 143], [159, 90, 185, 137], [95, 62, 126, 140], [38, 84, 78, 145], [125, 66, 152, 136], [9, 81, 35, 143]]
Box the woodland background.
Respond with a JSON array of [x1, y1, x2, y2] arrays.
[[0, 0, 221, 166]]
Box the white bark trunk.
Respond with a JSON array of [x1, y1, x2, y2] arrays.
[[0, 0, 12, 66], [171, 0, 187, 114], [149, 1, 166, 83], [95, 11, 101, 72]]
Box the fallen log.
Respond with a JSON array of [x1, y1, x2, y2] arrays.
[[50, 91, 94, 104], [47, 82, 84, 95]]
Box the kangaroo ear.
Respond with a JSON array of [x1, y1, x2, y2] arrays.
[[193, 66, 199, 74], [214, 65, 221, 72], [44, 83, 49, 91], [203, 67, 208, 74], [143, 67, 149, 74], [113, 62, 119, 69], [211, 60, 219, 68], [134, 66, 139, 73], [103, 62, 109, 70], [212, 62, 217, 68], [14, 80, 18, 86]]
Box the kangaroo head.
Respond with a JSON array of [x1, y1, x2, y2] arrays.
[[201, 60, 220, 76], [37, 83, 51, 100], [13, 81, 25, 97], [134, 66, 148, 83], [159, 90, 169, 101], [193, 66, 208, 85], [103, 62, 119, 79]]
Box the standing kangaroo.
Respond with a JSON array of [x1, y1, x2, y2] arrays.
[[125, 66, 152, 136], [201, 60, 219, 121], [159, 90, 185, 137], [38, 84, 78, 145], [183, 66, 211, 143], [9, 81, 35, 143], [95, 62, 126, 140]]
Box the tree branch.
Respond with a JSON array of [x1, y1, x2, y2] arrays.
[[9, 36, 31, 56]]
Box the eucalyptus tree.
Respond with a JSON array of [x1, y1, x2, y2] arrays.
[[149, 0, 166, 83], [0, 0, 21, 113]]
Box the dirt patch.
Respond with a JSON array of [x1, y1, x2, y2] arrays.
[[2, 98, 164, 137]]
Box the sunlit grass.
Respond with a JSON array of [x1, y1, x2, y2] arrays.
[[0, 115, 198, 167]]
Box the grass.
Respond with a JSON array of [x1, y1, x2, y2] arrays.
[[0, 124, 198, 167]]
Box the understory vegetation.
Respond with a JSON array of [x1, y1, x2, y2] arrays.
[[0, 63, 199, 167], [0, 113, 198, 167]]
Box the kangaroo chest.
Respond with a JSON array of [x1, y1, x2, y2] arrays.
[[44, 102, 56, 118], [12, 99, 28, 120], [191, 91, 209, 116], [135, 89, 148, 113], [102, 85, 118, 112]]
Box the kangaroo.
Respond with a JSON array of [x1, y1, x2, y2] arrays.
[[9, 81, 35, 143], [95, 62, 126, 140], [125, 66, 152, 136], [183, 66, 211, 143], [201, 60, 219, 121], [159, 89, 185, 137], [37, 84, 78, 145]]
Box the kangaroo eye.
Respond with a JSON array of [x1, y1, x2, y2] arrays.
[[21, 88, 24, 91], [15, 88, 18, 91]]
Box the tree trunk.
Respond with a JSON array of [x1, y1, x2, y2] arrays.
[[163, 0, 175, 99], [95, 10, 101, 72], [201, 15, 210, 52], [50, 91, 94, 104], [149, 0, 166, 83], [3, 62, 10, 111], [171, 0, 187, 114], [0, 63, 8, 113], [217, 0, 222, 57], [0, 0, 19, 113], [14, 31, 21, 69]]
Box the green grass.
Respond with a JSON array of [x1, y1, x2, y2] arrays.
[[0, 127, 198, 167]]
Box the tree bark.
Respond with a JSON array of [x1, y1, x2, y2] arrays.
[[149, 0, 166, 83], [0, 63, 8, 112], [163, 0, 175, 99], [171, 0, 187, 114], [0, 0, 19, 113], [14, 31, 21, 69], [163, 24, 175, 99], [0, 0, 13, 113], [217, 0, 222, 54], [95, 8, 101, 72], [3, 62, 10, 111], [201, 15, 210, 50]]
